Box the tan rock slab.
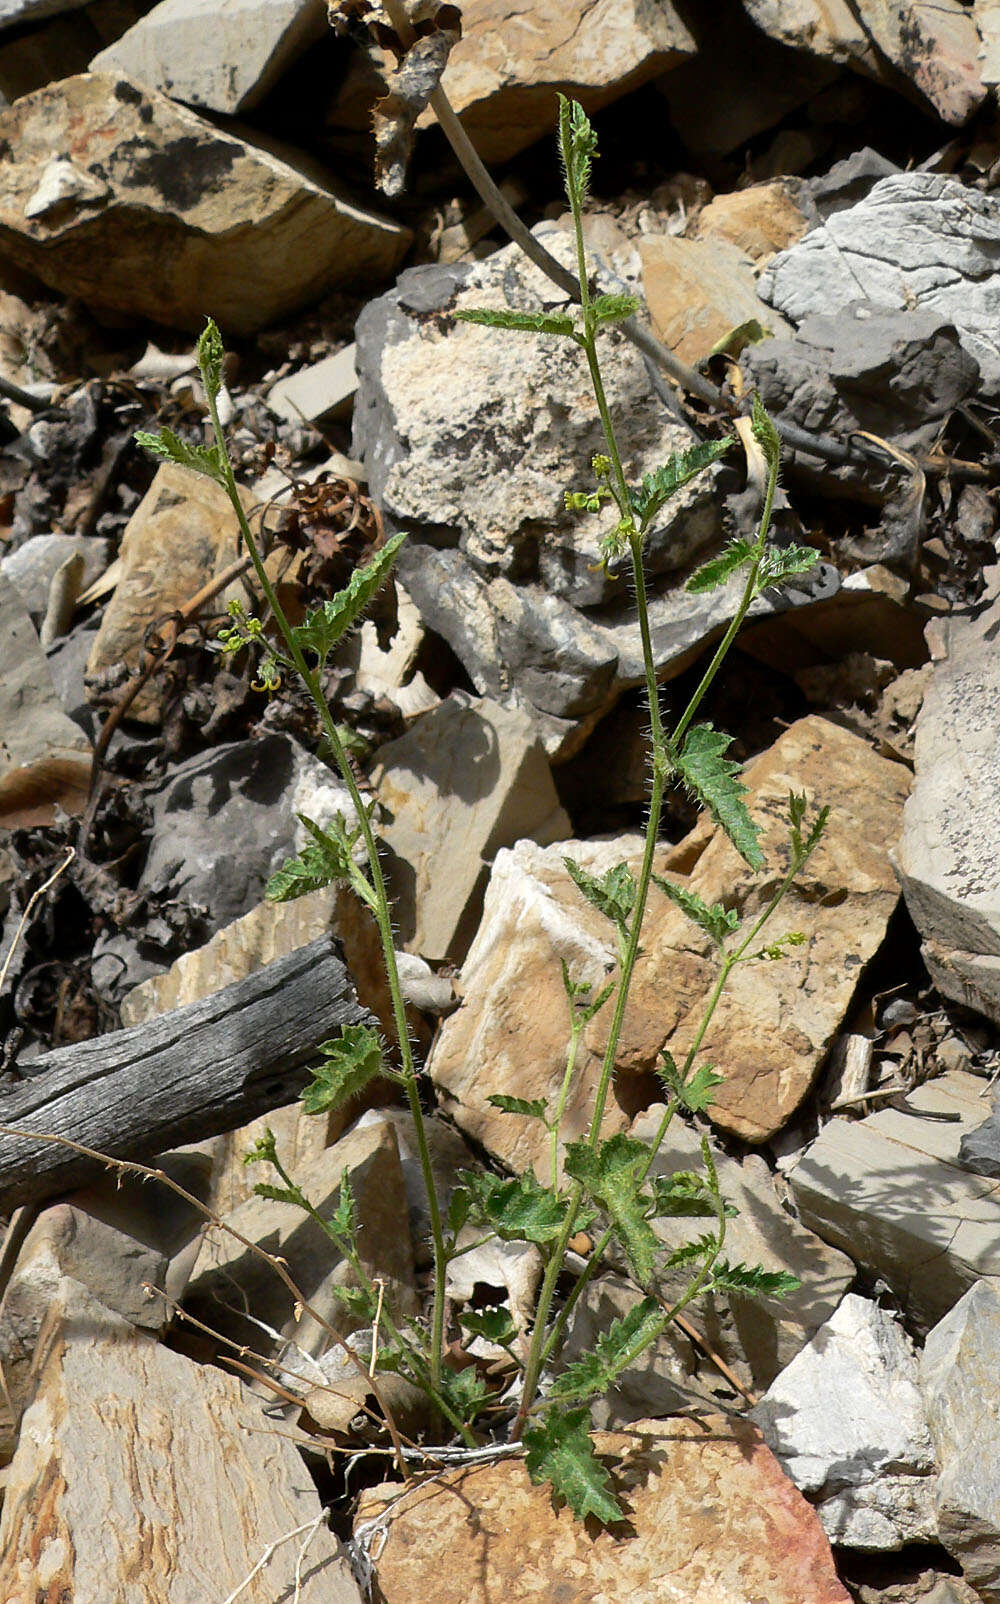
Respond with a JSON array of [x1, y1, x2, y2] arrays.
[[789, 1070, 1000, 1330], [371, 693, 570, 964], [0, 72, 410, 334], [423, 0, 696, 163], [0, 1278, 362, 1603], [0, 569, 91, 827], [357, 1416, 849, 1604], [692, 180, 809, 263], [641, 233, 790, 366]]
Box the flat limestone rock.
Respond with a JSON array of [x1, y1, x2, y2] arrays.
[[371, 694, 570, 964], [897, 592, 1000, 1023], [0, 1278, 362, 1603], [789, 1070, 1000, 1329], [91, 0, 326, 114], [0, 569, 91, 827], [422, 0, 696, 163], [0, 73, 409, 334], [752, 1294, 938, 1551], [357, 1416, 849, 1604], [759, 174, 1000, 390]]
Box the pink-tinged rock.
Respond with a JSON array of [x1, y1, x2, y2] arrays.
[[358, 1415, 850, 1604]]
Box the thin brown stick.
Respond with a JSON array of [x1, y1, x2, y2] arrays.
[[674, 1311, 758, 1407], [0, 846, 75, 997]]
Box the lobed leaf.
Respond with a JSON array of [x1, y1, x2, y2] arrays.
[[439, 1364, 491, 1425], [591, 292, 640, 325], [558, 95, 599, 210], [455, 307, 578, 339], [708, 1260, 802, 1299], [651, 874, 739, 947], [292, 530, 406, 665], [459, 1168, 571, 1245], [551, 1296, 663, 1402], [196, 317, 225, 404], [564, 859, 636, 932], [488, 1094, 549, 1122], [135, 427, 225, 485], [563, 1134, 659, 1287], [524, 1404, 624, 1525], [630, 438, 734, 530], [656, 1052, 726, 1114], [756, 543, 820, 592], [266, 814, 357, 902], [648, 1172, 728, 1220], [301, 1024, 385, 1115], [751, 392, 781, 477], [675, 724, 763, 870], [685, 536, 755, 595], [457, 1307, 518, 1346]]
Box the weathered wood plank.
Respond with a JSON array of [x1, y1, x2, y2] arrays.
[[0, 936, 369, 1212]]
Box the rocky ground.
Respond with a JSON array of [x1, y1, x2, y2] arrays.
[[1, 1, 1000, 1600]]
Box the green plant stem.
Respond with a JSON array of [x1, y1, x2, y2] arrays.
[[204, 390, 450, 1393]]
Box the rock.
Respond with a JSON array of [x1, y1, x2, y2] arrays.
[[428, 836, 646, 1171], [0, 568, 91, 827], [586, 716, 907, 1143], [353, 232, 726, 601], [740, 565, 929, 675], [337, 580, 439, 724], [896, 592, 1000, 1024], [758, 174, 1000, 391], [692, 181, 809, 263], [655, 0, 838, 158], [358, 1415, 850, 1603], [90, 0, 327, 114], [0, 2, 148, 101], [788, 1070, 1000, 1329], [423, 0, 696, 163], [0, 1153, 210, 1419], [743, 302, 980, 492], [446, 1235, 541, 1361], [0, 0, 89, 27], [641, 234, 790, 365], [266, 341, 358, 426], [85, 462, 256, 722], [979, 0, 1000, 85], [1, 532, 107, 624], [559, 1274, 701, 1427], [0, 1279, 362, 1603], [959, 1092, 1000, 1178], [90, 731, 354, 997], [743, 0, 984, 123], [752, 1294, 938, 1551], [920, 1281, 1000, 1601], [365, 1106, 475, 1270], [632, 1106, 855, 1388], [0, 73, 409, 335], [371, 693, 570, 964], [802, 147, 901, 220], [187, 1116, 416, 1358]]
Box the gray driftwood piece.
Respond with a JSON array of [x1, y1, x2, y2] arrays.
[[0, 936, 368, 1212]]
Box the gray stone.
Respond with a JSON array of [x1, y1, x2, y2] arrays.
[[921, 1282, 1000, 1601], [371, 693, 570, 963], [0, 73, 410, 335], [752, 1294, 938, 1551], [896, 589, 1000, 1023], [759, 174, 1000, 391], [266, 341, 357, 425], [0, 0, 88, 26], [789, 1071, 1000, 1329], [91, 0, 326, 114], [0, 569, 91, 828], [2, 533, 108, 622], [632, 1107, 854, 1389], [353, 228, 725, 594], [802, 148, 901, 220], [960, 1095, 1000, 1178], [91, 733, 352, 997]]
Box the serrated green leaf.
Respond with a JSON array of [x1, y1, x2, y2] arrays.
[[564, 859, 636, 932], [648, 1172, 731, 1220], [558, 95, 599, 211], [135, 427, 225, 485], [197, 318, 225, 404], [439, 1364, 491, 1424], [446, 1185, 473, 1238], [524, 1404, 624, 1525], [253, 1182, 302, 1208], [685, 537, 755, 595], [563, 1135, 659, 1287], [331, 1282, 380, 1320], [301, 1024, 385, 1116], [709, 1260, 802, 1299], [487, 1095, 550, 1122], [551, 1296, 663, 1402], [656, 1053, 726, 1114], [459, 1168, 571, 1245], [292, 530, 405, 665], [591, 292, 640, 325], [651, 874, 739, 947], [756, 544, 820, 592], [457, 1307, 518, 1345], [629, 438, 734, 529], [266, 814, 357, 902], [676, 724, 762, 870], [751, 392, 781, 476], [455, 307, 578, 339], [326, 1175, 356, 1242], [662, 1232, 720, 1269]]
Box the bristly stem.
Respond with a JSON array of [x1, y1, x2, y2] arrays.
[[202, 381, 450, 1394]]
